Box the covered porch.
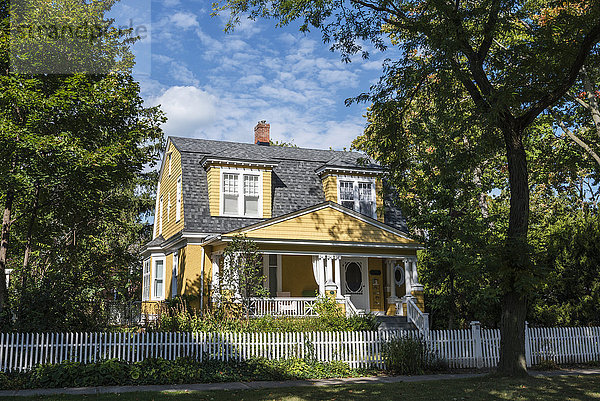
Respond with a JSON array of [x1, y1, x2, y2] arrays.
[[205, 202, 429, 332]]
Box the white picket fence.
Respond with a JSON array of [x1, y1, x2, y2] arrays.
[[0, 330, 412, 372], [1, 325, 599, 372]]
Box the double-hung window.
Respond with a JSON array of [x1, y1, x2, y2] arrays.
[[338, 178, 376, 218], [153, 259, 165, 300], [223, 173, 240, 215], [142, 259, 150, 301], [222, 170, 261, 217]]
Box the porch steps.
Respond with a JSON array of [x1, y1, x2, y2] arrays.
[[376, 316, 416, 331]]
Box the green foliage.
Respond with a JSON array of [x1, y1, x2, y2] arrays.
[[381, 336, 446, 375], [529, 212, 600, 326], [0, 0, 165, 329], [0, 357, 364, 390], [152, 301, 378, 333], [218, 235, 269, 318]]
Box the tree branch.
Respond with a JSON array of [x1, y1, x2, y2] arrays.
[[550, 109, 600, 167], [477, 0, 502, 60], [518, 21, 600, 130], [581, 66, 600, 140]]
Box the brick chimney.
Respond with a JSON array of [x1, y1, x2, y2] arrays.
[[254, 120, 270, 146]]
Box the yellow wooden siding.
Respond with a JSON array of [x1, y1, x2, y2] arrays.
[[158, 142, 184, 239], [238, 207, 418, 244], [322, 175, 337, 202], [376, 178, 384, 222], [263, 170, 272, 218], [281, 255, 318, 297], [368, 258, 385, 312], [178, 244, 204, 309], [206, 167, 220, 216]]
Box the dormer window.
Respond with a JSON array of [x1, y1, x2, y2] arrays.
[[338, 177, 376, 218], [221, 169, 262, 217]]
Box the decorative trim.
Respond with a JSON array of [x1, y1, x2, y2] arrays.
[[315, 165, 383, 176], [219, 236, 423, 249]]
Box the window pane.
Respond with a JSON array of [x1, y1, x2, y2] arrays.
[[245, 196, 259, 216], [155, 260, 163, 279], [359, 201, 374, 216], [224, 193, 238, 214], [341, 200, 355, 210], [268, 254, 277, 267], [244, 175, 259, 196], [358, 182, 373, 201], [269, 266, 277, 297], [223, 173, 238, 194], [155, 280, 163, 298], [339, 181, 354, 201]]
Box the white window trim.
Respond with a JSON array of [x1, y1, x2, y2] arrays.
[[153, 182, 161, 238], [336, 175, 377, 219], [219, 167, 263, 218], [176, 176, 182, 222], [151, 255, 166, 301], [171, 250, 179, 299], [168, 152, 172, 176], [142, 259, 151, 301]]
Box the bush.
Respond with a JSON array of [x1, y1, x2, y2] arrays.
[[0, 356, 366, 390], [382, 336, 446, 375], [151, 296, 379, 332]]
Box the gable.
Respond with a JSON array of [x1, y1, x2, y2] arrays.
[[227, 204, 419, 245]]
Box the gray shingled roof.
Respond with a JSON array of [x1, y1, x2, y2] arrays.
[[169, 137, 407, 235]]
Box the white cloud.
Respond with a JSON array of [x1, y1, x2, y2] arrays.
[[170, 12, 199, 29], [150, 86, 218, 136]]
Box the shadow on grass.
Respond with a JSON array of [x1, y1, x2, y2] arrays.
[[1, 374, 599, 401]]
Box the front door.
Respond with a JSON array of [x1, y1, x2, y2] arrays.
[[342, 258, 369, 312]]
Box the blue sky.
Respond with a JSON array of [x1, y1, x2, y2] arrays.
[[111, 0, 393, 150]]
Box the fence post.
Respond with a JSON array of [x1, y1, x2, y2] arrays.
[[524, 321, 531, 367], [470, 321, 483, 369]]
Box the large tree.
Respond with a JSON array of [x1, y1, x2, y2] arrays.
[[0, 0, 164, 326], [219, 0, 600, 375]]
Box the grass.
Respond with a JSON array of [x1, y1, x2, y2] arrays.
[[1, 374, 599, 401]]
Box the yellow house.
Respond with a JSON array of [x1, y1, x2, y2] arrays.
[[142, 121, 427, 326]]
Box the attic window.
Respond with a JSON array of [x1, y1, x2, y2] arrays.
[[338, 178, 376, 219], [221, 169, 262, 217]]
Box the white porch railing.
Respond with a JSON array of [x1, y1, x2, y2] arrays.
[[248, 297, 318, 317], [406, 297, 430, 335], [343, 295, 362, 317]]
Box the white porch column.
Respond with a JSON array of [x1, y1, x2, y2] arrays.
[[324, 255, 337, 296], [411, 257, 423, 291], [404, 258, 412, 296], [313, 255, 327, 295], [211, 254, 221, 304], [333, 256, 343, 299], [386, 259, 398, 300]]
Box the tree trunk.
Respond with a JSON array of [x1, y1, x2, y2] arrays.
[[22, 184, 40, 288], [0, 188, 15, 314], [497, 122, 530, 376]]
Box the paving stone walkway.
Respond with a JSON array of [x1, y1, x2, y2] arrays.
[[0, 368, 598, 397]]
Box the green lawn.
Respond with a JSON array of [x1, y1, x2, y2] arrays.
[[1, 375, 599, 401]]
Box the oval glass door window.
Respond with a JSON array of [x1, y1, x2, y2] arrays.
[[345, 262, 362, 294], [394, 265, 405, 286]]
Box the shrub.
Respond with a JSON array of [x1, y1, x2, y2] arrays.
[[0, 357, 365, 390], [382, 336, 446, 375], [151, 296, 379, 332]]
